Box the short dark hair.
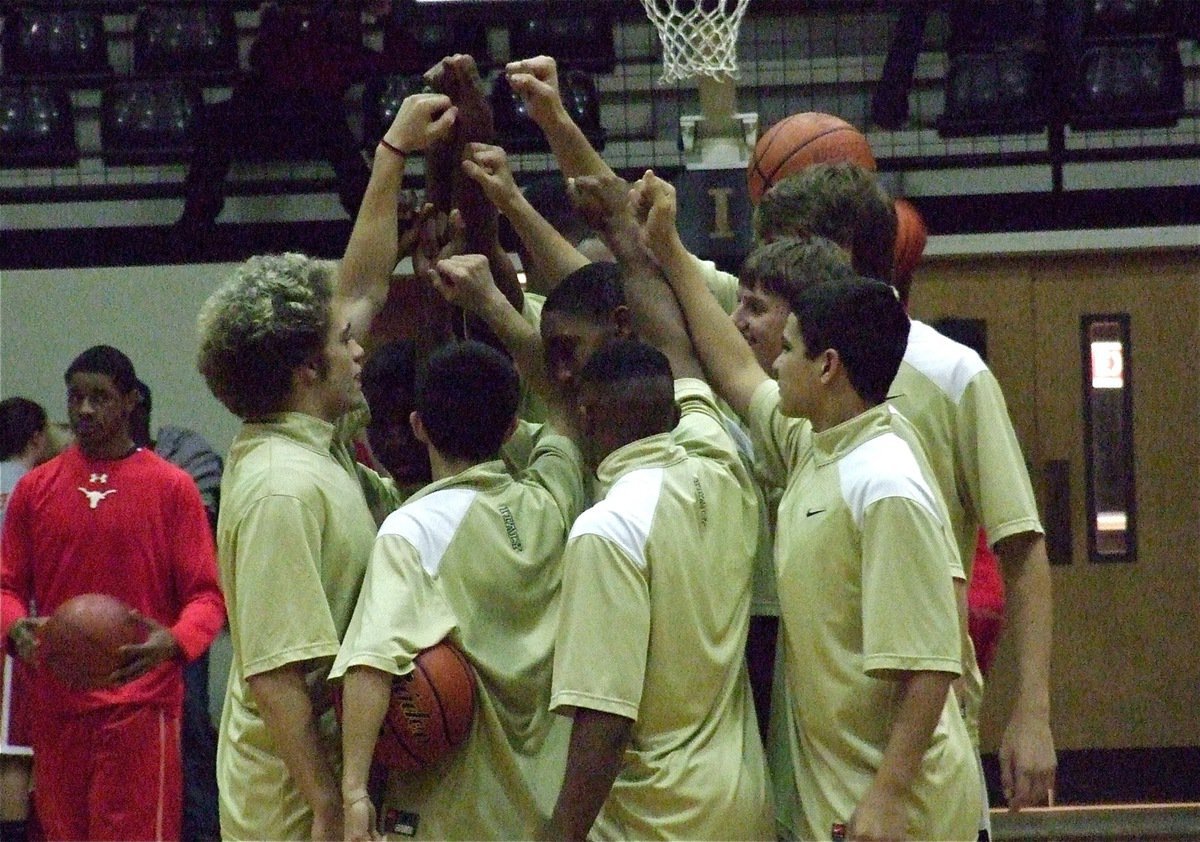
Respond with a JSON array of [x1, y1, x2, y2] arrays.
[[543, 261, 626, 321], [577, 339, 677, 442], [740, 236, 858, 305], [415, 341, 519, 462], [754, 162, 897, 285], [64, 345, 139, 394], [361, 340, 419, 418], [577, 338, 672, 386], [793, 278, 909, 405], [0, 397, 48, 460]]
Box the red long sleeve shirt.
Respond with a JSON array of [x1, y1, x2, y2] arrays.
[[0, 445, 225, 714]]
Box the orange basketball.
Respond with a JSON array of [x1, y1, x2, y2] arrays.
[[892, 197, 928, 282], [39, 593, 145, 690], [337, 640, 477, 772], [748, 112, 877, 204]]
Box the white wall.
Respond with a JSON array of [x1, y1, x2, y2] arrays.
[[1, 262, 244, 455]]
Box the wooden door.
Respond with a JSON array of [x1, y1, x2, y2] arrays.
[[910, 248, 1200, 752]]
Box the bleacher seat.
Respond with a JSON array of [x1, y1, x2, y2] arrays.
[[508, 13, 616, 74], [394, 11, 489, 72], [1, 7, 111, 81], [100, 78, 203, 165], [937, 48, 1050, 137], [1070, 0, 1184, 129], [1071, 36, 1184, 129], [132, 4, 239, 81], [0, 82, 78, 167]]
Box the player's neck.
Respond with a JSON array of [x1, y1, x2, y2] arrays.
[[281, 382, 340, 424], [80, 434, 138, 462], [428, 447, 482, 482], [810, 387, 871, 433]]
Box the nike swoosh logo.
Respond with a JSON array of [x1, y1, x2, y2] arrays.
[[806, 508, 826, 517]]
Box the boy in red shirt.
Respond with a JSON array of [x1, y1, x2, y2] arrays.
[[1, 345, 225, 841]]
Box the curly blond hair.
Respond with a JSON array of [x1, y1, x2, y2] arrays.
[[197, 253, 336, 420]]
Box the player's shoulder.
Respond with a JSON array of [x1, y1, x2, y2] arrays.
[[380, 486, 480, 563], [902, 320, 989, 401], [226, 427, 338, 492], [569, 467, 665, 568], [838, 424, 942, 522]]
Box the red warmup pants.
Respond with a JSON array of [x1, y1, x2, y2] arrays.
[[33, 703, 181, 841]]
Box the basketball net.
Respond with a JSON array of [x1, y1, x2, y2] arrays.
[[640, 0, 759, 169]]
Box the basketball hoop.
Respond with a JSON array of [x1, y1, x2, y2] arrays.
[[639, 0, 752, 84], [640, 0, 758, 168]]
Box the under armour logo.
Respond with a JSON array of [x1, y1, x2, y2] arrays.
[[79, 487, 117, 509], [89, 473, 108, 484]]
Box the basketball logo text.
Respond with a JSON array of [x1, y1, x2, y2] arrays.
[[394, 678, 432, 740]]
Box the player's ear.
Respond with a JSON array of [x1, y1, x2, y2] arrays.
[[819, 348, 838, 383], [119, 387, 140, 418], [410, 411, 431, 446], [294, 351, 322, 388]]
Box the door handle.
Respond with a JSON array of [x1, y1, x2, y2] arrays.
[[1043, 459, 1072, 566]]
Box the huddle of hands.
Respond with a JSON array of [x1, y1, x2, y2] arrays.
[[378, 52, 683, 320]]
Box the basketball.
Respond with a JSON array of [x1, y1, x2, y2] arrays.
[[892, 197, 928, 282], [39, 593, 145, 690], [338, 640, 477, 772], [747, 112, 877, 204]]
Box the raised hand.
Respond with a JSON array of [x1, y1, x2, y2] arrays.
[[431, 254, 503, 315], [461, 142, 522, 213], [396, 190, 421, 259], [383, 93, 457, 156], [423, 54, 495, 228], [505, 55, 565, 129], [441, 54, 495, 146], [412, 206, 467, 284], [630, 169, 682, 265], [566, 173, 635, 237]]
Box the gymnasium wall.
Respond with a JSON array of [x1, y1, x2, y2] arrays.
[[1, 262, 243, 453]]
